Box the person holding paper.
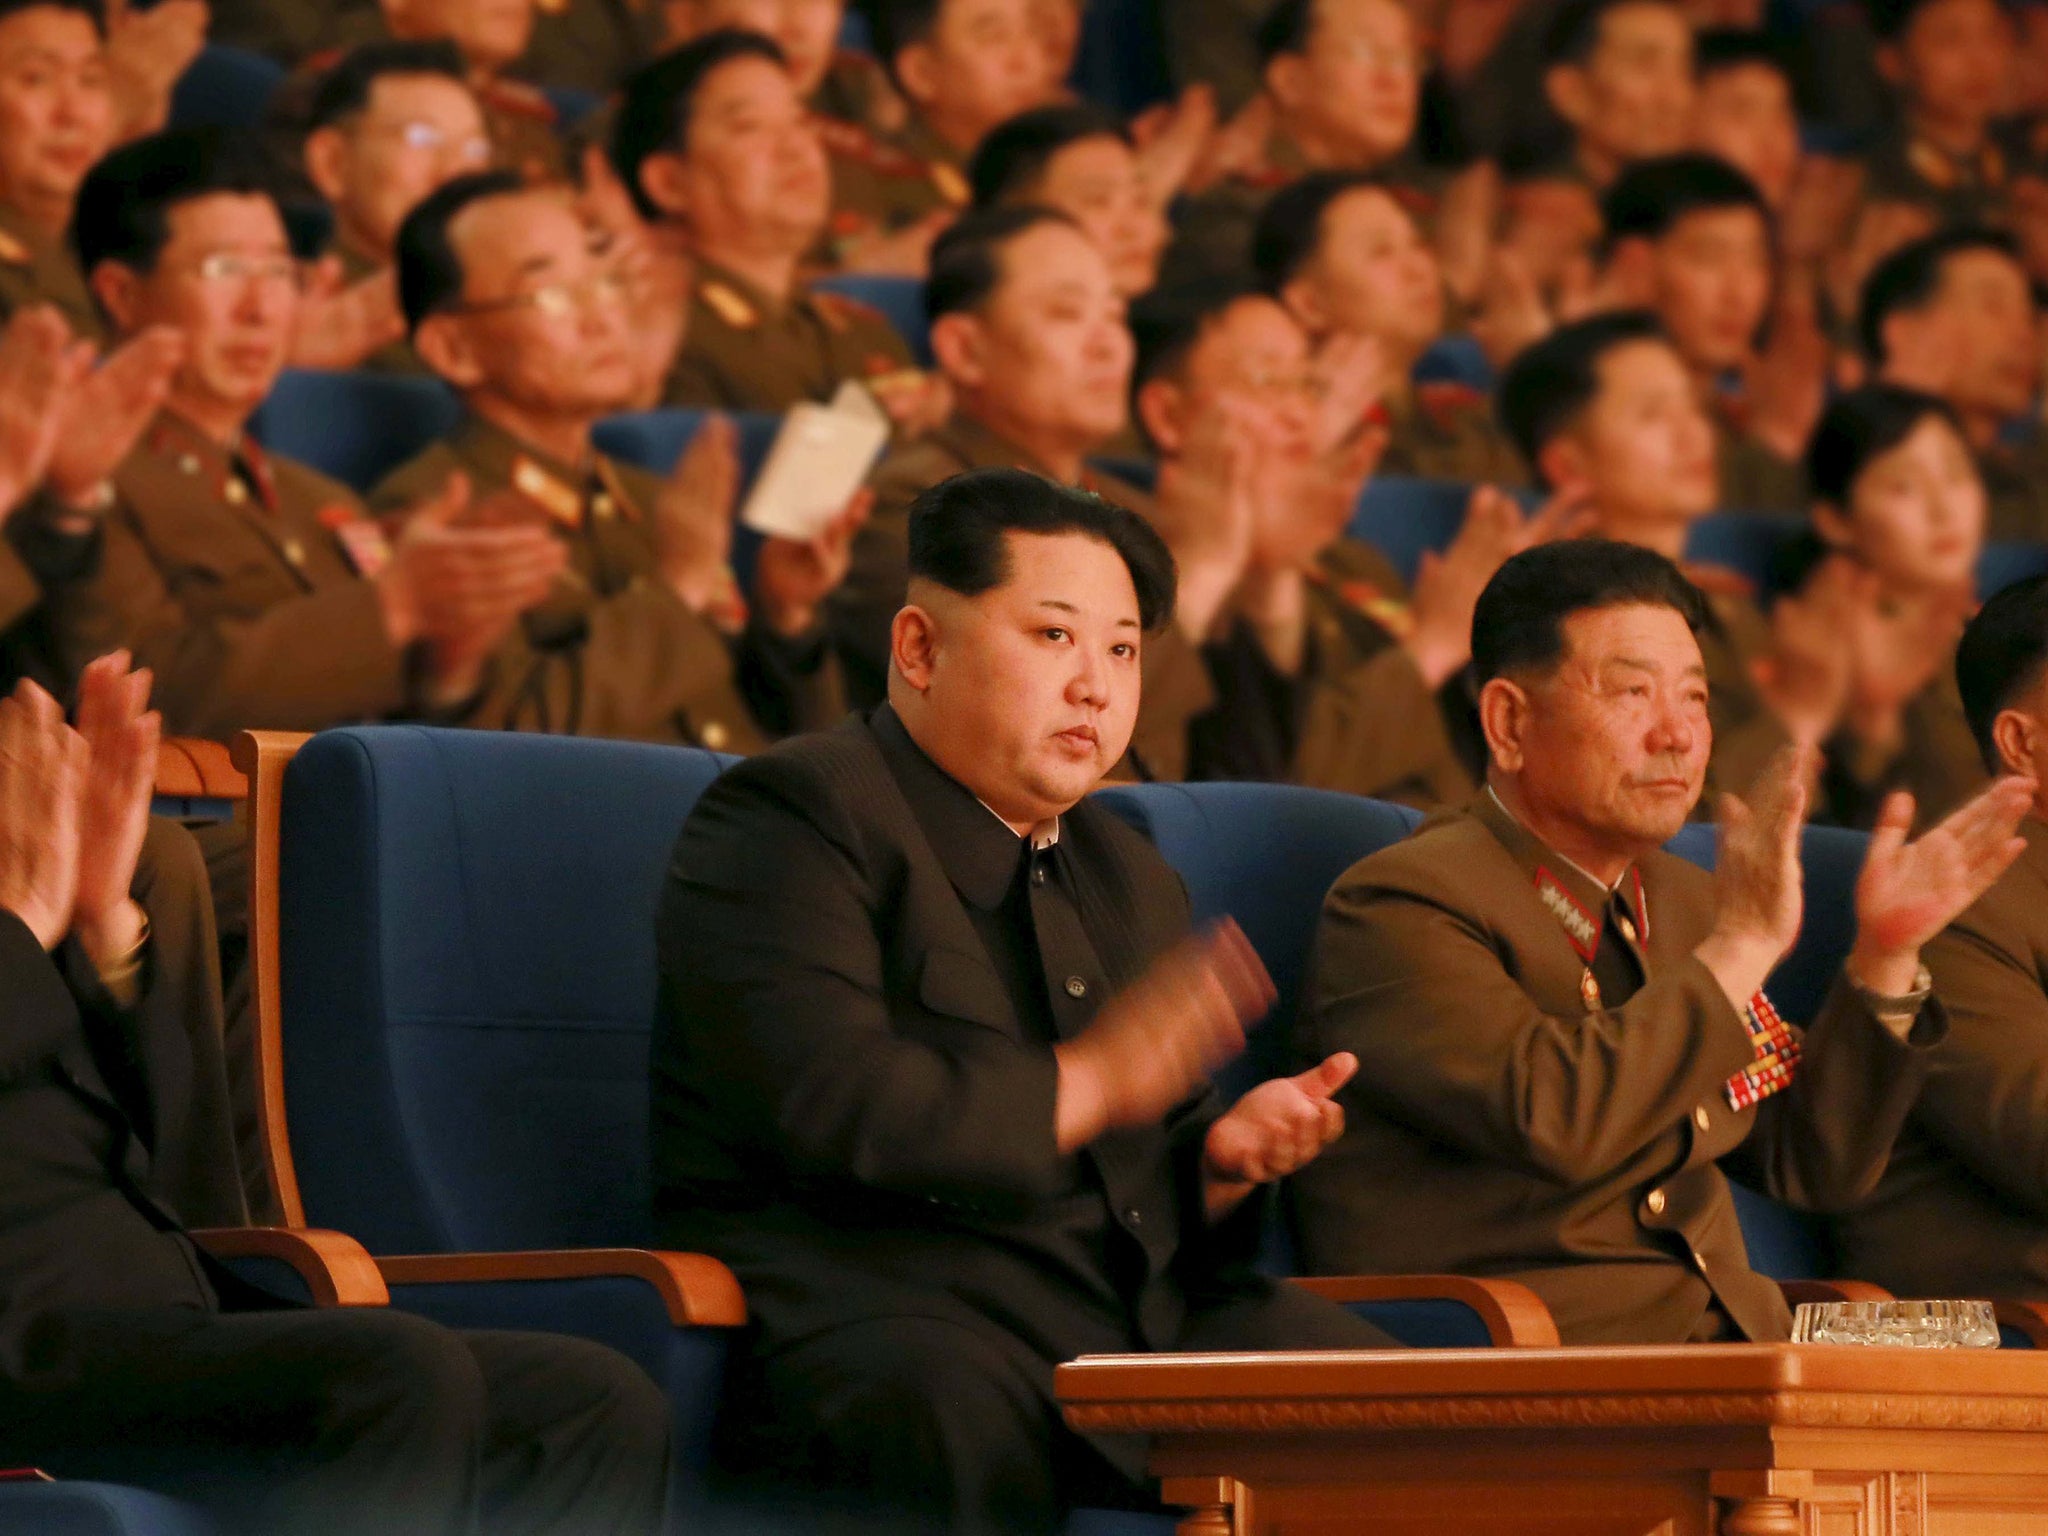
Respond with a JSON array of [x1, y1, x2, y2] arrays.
[[610, 30, 949, 432], [369, 169, 862, 748]]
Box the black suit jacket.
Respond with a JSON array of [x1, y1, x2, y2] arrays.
[[651, 709, 1265, 1368], [0, 819, 251, 1361]]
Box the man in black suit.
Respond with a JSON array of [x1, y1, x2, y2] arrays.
[[0, 657, 672, 1536], [652, 465, 1391, 1535]]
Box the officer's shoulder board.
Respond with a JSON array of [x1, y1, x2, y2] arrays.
[[699, 279, 758, 330], [814, 116, 937, 182], [483, 77, 560, 126], [1415, 379, 1484, 431]]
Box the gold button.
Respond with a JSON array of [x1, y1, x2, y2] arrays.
[[1064, 976, 1088, 999], [177, 453, 200, 475], [1646, 1188, 1667, 1216], [700, 721, 729, 750], [1693, 1106, 1711, 1132], [1618, 914, 1638, 944], [281, 537, 305, 566], [224, 479, 247, 505], [591, 492, 615, 520]]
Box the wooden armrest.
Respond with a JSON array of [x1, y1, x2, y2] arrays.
[[375, 1249, 747, 1328], [157, 738, 250, 800], [1994, 1300, 2048, 1347], [190, 1226, 390, 1308], [1778, 1279, 1893, 1307], [1291, 1273, 1561, 1347]]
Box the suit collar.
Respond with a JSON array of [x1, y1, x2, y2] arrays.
[[871, 704, 1048, 911]]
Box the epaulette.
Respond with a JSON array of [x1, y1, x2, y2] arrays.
[[0, 227, 30, 267], [1415, 379, 1483, 432], [700, 279, 759, 330], [1906, 137, 1959, 191], [482, 77, 559, 125], [814, 117, 930, 180], [810, 289, 886, 333], [1680, 560, 1757, 600]]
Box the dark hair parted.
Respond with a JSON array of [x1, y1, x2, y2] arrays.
[[1692, 26, 1789, 80], [71, 127, 279, 278], [1958, 573, 2048, 770], [1251, 169, 1399, 292], [1494, 309, 1666, 481], [861, 0, 941, 73], [1256, 0, 1316, 61], [610, 30, 786, 222], [0, 0, 101, 33], [393, 168, 525, 332], [1128, 272, 1265, 392], [907, 466, 1177, 631], [1867, 0, 2010, 42], [1472, 539, 1709, 684], [1542, 0, 1679, 67], [1599, 151, 1770, 257], [1857, 225, 2025, 365], [969, 102, 1129, 208], [1803, 383, 1965, 507], [924, 202, 1076, 319], [307, 39, 468, 132]]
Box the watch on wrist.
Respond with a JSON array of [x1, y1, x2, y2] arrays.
[[1848, 962, 1933, 1024]]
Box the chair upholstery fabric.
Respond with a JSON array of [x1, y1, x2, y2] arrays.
[[0, 1484, 219, 1536], [247, 372, 462, 495]]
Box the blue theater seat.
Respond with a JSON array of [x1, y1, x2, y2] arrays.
[[811, 273, 933, 365], [0, 1484, 219, 1536], [1347, 475, 1474, 583], [1980, 541, 2048, 597], [168, 45, 283, 131], [247, 371, 461, 494], [1068, 0, 1173, 114]]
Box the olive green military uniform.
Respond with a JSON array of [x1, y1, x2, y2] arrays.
[[1859, 123, 2017, 231], [663, 260, 917, 412], [1161, 0, 1267, 114], [831, 412, 1214, 781], [1709, 393, 1807, 516], [1690, 571, 1794, 801], [0, 508, 98, 695], [518, 0, 662, 95], [1979, 432, 2048, 545], [1294, 788, 1945, 1343], [1833, 818, 2048, 1299], [816, 112, 971, 263], [334, 241, 426, 375], [371, 412, 841, 749], [0, 202, 106, 344], [1821, 665, 1986, 833], [811, 48, 907, 139], [1377, 381, 1530, 488]]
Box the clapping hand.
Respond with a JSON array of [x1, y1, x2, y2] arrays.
[[1203, 1052, 1357, 1204], [752, 492, 873, 638], [0, 679, 85, 951]]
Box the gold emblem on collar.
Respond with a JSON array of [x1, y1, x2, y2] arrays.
[[511, 456, 584, 527], [700, 280, 758, 330], [0, 227, 30, 266], [929, 161, 971, 206], [1580, 969, 1602, 1009]]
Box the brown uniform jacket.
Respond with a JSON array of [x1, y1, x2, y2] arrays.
[[1834, 819, 2048, 1297], [0, 202, 106, 345], [833, 413, 1214, 780], [370, 412, 841, 751], [1859, 123, 2016, 231], [811, 48, 907, 139], [662, 261, 915, 412], [1980, 432, 2048, 546], [1693, 576, 1794, 801], [1820, 663, 1986, 833], [817, 112, 970, 259], [518, 0, 661, 95], [335, 242, 427, 376], [1292, 791, 1942, 1344], [1378, 382, 1529, 488], [1710, 399, 1807, 516]]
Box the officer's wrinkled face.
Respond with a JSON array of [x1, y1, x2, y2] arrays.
[[1646, 204, 1772, 375], [316, 72, 490, 260], [674, 53, 831, 248], [1828, 411, 1986, 593], [1290, 185, 1443, 357], [1549, 338, 1719, 525], [949, 220, 1134, 451], [382, 0, 534, 72], [1502, 602, 1712, 851], [671, 0, 843, 96], [0, 4, 112, 214], [1273, 0, 1422, 166], [1023, 133, 1167, 298], [899, 529, 1144, 828], [124, 193, 298, 419], [1691, 63, 1798, 208], [434, 190, 639, 414]]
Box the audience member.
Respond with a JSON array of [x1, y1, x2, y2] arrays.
[[610, 31, 941, 424], [374, 170, 863, 747], [654, 465, 1395, 1534], [1292, 537, 2033, 1342], [1859, 0, 2019, 228], [666, 0, 906, 138], [831, 205, 1224, 779], [1536, 0, 1696, 191], [1689, 30, 1799, 210], [301, 40, 492, 374], [1256, 171, 1530, 484], [970, 103, 1169, 298], [1832, 575, 2048, 1299], [0, 657, 673, 1536], [1859, 226, 2048, 541], [1598, 152, 1818, 511], [1798, 383, 1988, 826]]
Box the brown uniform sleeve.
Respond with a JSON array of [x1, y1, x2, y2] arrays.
[[0, 535, 37, 634]]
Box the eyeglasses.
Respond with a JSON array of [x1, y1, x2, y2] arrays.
[[180, 253, 303, 290], [374, 119, 494, 166], [451, 269, 633, 320]]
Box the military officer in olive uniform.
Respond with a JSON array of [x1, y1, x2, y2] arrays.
[[1294, 540, 2034, 1344], [520, 0, 663, 94]]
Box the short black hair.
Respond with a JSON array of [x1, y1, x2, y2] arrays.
[[1542, 0, 1678, 67], [72, 127, 279, 278], [969, 103, 1129, 208], [610, 30, 787, 222], [1495, 310, 1667, 483], [1958, 572, 2048, 770], [1693, 26, 1789, 81], [1867, 0, 2009, 43], [0, 0, 101, 33], [1803, 382, 1965, 506], [1126, 274, 1268, 451], [907, 466, 1177, 632], [1857, 225, 2025, 365], [1251, 169, 1389, 292], [1600, 151, 1771, 257], [924, 202, 1076, 319], [1472, 539, 1709, 684], [862, 0, 940, 77], [393, 168, 525, 332], [1255, 0, 1315, 62], [306, 39, 468, 133]]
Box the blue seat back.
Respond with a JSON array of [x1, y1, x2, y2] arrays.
[[169, 44, 283, 130], [1068, 0, 1172, 113], [1348, 476, 1475, 584], [1092, 783, 1419, 1097], [248, 371, 461, 494], [1684, 512, 1801, 591], [811, 274, 933, 365], [1981, 541, 2048, 597], [1667, 821, 1869, 1278], [1413, 335, 1496, 391], [278, 726, 732, 1254]]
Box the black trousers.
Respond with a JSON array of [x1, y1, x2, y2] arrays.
[[0, 1304, 671, 1536], [715, 1280, 1394, 1536]]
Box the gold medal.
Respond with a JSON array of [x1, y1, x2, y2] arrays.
[[1617, 913, 1637, 945], [1581, 969, 1602, 1009]]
